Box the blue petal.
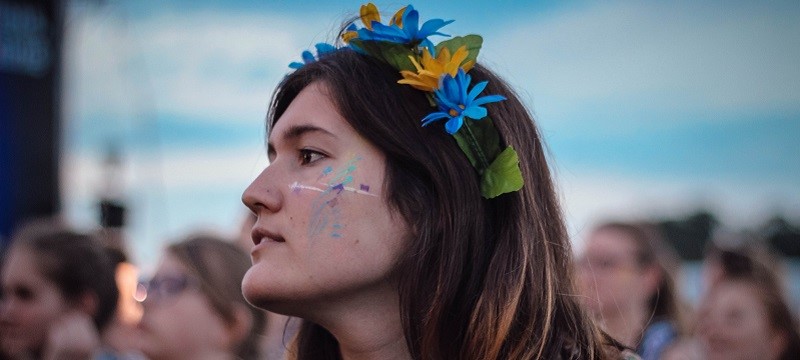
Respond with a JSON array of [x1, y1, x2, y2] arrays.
[[315, 43, 336, 55], [472, 94, 507, 107], [289, 62, 304, 69], [462, 106, 487, 120], [457, 72, 470, 104], [435, 94, 459, 113], [467, 80, 489, 102], [402, 7, 419, 39], [442, 73, 466, 103], [363, 23, 408, 43], [418, 19, 454, 39], [445, 115, 464, 134], [301, 50, 315, 64], [421, 111, 450, 126]]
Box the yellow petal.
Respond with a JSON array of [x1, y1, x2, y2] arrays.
[[360, 3, 380, 30], [391, 6, 407, 27], [461, 60, 475, 73], [438, 47, 452, 63], [342, 31, 358, 43], [398, 78, 436, 92], [408, 55, 424, 72], [399, 70, 418, 79], [420, 49, 443, 74], [451, 46, 468, 66]]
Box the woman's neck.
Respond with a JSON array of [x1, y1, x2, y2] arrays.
[[309, 285, 411, 360]]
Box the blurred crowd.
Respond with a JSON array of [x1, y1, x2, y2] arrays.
[[0, 214, 294, 360], [1, 215, 798, 359], [576, 221, 800, 360]]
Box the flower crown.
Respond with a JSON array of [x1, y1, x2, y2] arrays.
[[289, 3, 523, 198]]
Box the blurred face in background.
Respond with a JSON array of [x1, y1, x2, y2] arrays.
[[137, 253, 233, 360], [697, 280, 786, 360], [576, 227, 652, 316], [0, 246, 70, 357]]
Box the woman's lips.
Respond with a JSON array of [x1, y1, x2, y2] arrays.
[[251, 228, 286, 246]]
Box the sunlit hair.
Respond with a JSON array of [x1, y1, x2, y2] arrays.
[[167, 234, 265, 360], [590, 221, 688, 333], [268, 47, 620, 359], [5, 218, 119, 331]]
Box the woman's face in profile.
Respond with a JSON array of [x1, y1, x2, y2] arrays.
[[0, 247, 70, 357], [697, 280, 785, 360], [242, 81, 410, 316]]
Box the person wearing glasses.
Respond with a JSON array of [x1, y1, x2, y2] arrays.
[[136, 234, 264, 360]]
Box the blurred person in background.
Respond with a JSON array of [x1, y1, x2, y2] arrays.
[[695, 258, 800, 360], [136, 234, 264, 360], [577, 221, 688, 360], [701, 229, 784, 297], [0, 219, 119, 359]]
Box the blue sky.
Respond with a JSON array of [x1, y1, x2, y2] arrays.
[[62, 0, 800, 270]]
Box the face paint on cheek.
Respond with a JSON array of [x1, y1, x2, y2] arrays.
[[289, 181, 325, 194], [317, 166, 334, 181], [305, 155, 377, 240]]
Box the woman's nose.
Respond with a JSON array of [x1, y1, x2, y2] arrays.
[[242, 166, 283, 215]]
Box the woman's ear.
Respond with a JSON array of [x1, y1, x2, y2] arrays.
[[225, 304, 255, 348]]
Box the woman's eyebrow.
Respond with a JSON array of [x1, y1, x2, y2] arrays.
[[267, 124, 338, 156]]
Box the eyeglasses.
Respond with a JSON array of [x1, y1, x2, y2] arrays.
[[576, 256, 640, 274], [137, 273, 197, 303]]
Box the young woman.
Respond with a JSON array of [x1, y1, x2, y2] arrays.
[[576, 222, 686, 360], [242, 3, 625, 359], [136, 234, 264, 360], [0, 220, 119, 359], [696, 253, 800, 360]]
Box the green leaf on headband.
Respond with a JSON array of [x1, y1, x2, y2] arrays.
[[349, 39, 417, 72], [453, 116, 501, 171], [481, 146, 524, 198], [435, 35, 483, 65]]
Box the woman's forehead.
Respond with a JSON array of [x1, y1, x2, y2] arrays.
[[269, 82, 349, 145]]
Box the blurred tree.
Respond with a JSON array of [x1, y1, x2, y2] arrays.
[[762, 216, 800, 258], [657, 210, 719, 260]]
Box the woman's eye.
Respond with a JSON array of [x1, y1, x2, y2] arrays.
[[299, 149, 325, 165]]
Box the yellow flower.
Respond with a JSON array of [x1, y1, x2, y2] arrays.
[[398, 45, 475, 92]]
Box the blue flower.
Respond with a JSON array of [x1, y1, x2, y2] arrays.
[[289, 43, 337, 69], [422, 69, 506, 134], [351, 5, 453, 54]]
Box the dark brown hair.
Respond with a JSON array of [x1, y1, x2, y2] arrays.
[[5, 219, 119, 331], [167, 235, 266, 360], [268, 47, 617, 359]]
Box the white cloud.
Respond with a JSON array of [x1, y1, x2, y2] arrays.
[[487, 2, 800, 126], [64, 6, 331, 126]]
